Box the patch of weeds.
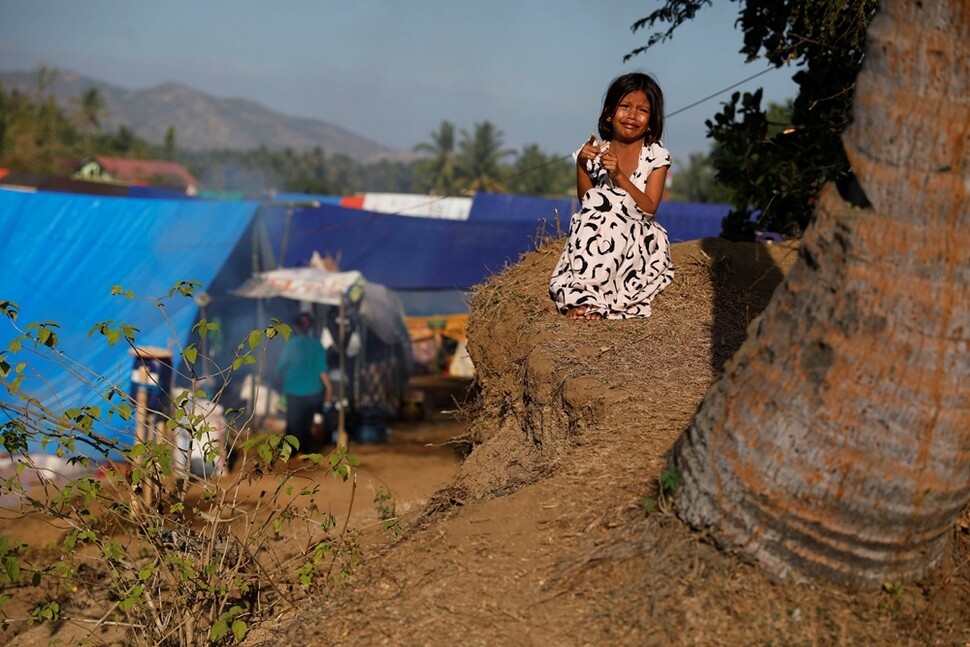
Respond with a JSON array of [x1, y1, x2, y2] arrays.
[[0, 292, 368, 646], [638, 466, 681, 516], [374, 486, 400, 537], [660, 466, 680, 494], [637, 496, 657, 514]]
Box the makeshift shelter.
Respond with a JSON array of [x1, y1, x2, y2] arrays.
[[0, 184, 731, 459], [263, 193, 728, 315], [232, 266, 412, 445], [261, 192, 730, 374]]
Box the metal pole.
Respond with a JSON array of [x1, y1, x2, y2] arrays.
[[278, 206, 293, 270], [337, 299, 348, 448]]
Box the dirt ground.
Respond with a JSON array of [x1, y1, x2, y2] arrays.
[[3, 236, 969, 646], [0, 378, 471, 647], [251, 237, 970, 647]]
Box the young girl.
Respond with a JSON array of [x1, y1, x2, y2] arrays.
[[549, 72, 673, 320]]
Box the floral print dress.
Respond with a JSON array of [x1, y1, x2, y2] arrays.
[[549, 141, 673, 319]]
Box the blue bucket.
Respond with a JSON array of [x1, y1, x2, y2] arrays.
[[355, 408, 388, 444]]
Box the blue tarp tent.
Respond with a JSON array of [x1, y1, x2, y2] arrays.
[[0, 184, 733, 453], [270, 191, 343, 206], [265, 194, 728, 315], [657, 202, 731, 242], [272, 202, 547, 289], [467, 193, 579, 224], [0, 189, 258, 451]]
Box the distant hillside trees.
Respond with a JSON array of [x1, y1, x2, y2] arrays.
[[0, 80, 155, 172], [505, 144, 574, 198], [667, 151, 731, 204], [0, 82, 74, 172], [414, 119, 573, 198], [456, 121, 514, 193], [2, 74, 573, 199], [73, 87, 107, 133]]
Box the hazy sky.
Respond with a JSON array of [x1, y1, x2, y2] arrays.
[[0, 0, 799, 164]]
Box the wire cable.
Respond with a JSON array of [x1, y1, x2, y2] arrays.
[[666, 66, 777, 119]]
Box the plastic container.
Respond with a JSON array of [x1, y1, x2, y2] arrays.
[[355, 407, 388, 444]]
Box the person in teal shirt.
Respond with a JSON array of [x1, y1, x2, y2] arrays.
[[275, 313, 333, 452]]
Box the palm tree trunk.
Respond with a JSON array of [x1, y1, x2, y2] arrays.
[[671, 0, 970, 587]]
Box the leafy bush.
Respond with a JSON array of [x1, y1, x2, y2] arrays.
[[0, 284, 363, 646]]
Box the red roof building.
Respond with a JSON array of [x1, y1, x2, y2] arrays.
[[74, 156, 201, 194]]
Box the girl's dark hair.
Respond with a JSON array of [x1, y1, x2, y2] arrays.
[[597, 72, 664, 144]]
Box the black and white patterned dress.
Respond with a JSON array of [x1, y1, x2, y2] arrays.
[[549, 141, 673, 319]]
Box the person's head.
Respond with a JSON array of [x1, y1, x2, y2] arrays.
[[597, 73, 664, 145], [294, 312, 313, 334]]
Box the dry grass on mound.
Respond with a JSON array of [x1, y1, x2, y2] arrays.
[[449, 236, 798, 503], [258, 236, 970, 647]]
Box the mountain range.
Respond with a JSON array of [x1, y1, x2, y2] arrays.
[[0, 69, 402, 161]]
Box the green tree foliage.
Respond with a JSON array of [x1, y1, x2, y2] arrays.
[[0, 86, 77, 173], [0, 76, 155, 172], [629, 0, 878, 239], [414, 121, 572, 198], [456, 121, 513, 193], [2, 69, 572, 200], [163, 125, 177, 159], [670, 100, 791, 205], [282, 145, 332, 194], [667, 151, 731, 203], [506, 143, 574, 198], [99, 124, 153, 157], [73, 86, 106, 133], [413, 120, 459, 195]]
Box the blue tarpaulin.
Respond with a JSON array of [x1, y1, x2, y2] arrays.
[[0, 184, 731, 452], [272, 196, 727, 293], [467, 193, 578, 224], [271, 203, 549, 290], [657, 202, 730, 242], [270, 191, 343, 206], [0, 189, 258, 449]]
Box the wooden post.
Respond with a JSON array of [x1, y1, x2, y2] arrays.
[[129, 346, 171, 516], [133, 383, 149, 516]]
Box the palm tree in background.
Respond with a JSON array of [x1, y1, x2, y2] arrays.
[[413, 120, 459, 195], [457, 121, 512, 194], [507, 143, 572, 197], [75, 87, 106, 133]]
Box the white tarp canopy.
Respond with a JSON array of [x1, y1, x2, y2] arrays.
[[232, 267, 410, 347], [233, 267, 364, 306], [232, 266, 413, 446]]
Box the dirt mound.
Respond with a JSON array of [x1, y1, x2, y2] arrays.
[[257, 237, 970, 646]]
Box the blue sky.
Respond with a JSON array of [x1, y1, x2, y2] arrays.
[[0, 0, 798, 164]]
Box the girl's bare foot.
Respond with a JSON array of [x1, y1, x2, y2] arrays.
[[584, 311, 604, 320], [566, 306, 588, 320]]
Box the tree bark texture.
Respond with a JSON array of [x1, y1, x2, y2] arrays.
[[671, 0, 969, 587]]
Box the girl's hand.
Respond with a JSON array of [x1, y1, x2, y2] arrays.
[[600, 148, 622, 181], [576, 134, 599, 169]]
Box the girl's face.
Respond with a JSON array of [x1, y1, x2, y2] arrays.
[[610, 90, 651, 143]]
